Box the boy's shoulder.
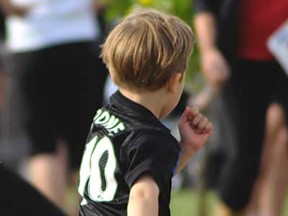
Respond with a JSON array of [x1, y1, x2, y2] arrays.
[[128, 129, 180, 152]]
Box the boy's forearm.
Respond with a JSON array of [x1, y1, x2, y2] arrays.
[[175, 136, 198, 174], [175, 149, 196, 174]]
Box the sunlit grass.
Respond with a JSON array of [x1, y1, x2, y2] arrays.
[[170, 189, 288, 216], [170, 189, 216, 216]]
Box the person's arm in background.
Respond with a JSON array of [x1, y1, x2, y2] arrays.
[[192, 0, 229, 90], [127, 175, 159, 216], [0, 0, 31, 16], [0, 63, 6, 111], [92, 0, 102, 13]]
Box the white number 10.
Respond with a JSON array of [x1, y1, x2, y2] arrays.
[[78, 135, 118, 202]]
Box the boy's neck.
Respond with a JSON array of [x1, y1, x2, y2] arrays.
[[119, 88, 168, 119]]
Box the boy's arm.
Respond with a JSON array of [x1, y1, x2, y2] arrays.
[[176, 106, 212, 174], [127, 175, 159, 216]]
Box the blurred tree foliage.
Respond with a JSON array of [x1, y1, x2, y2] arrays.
[[100, 0, 193, 24], [100, 0, 202, 87]]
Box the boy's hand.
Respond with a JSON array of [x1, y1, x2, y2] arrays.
[[178, 106, 212, 156]]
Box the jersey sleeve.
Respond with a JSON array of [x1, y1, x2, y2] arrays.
[[124, 132, 180, 191]]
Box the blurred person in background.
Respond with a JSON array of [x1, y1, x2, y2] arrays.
[[0, 34, 5, 114], [1, 39, 66, 216], [0, 6, 5, 124], [0, 163, 66, 216], [0, 73, 4, 115], [0, 0, 108, 212], [192, 0, 288, 215]]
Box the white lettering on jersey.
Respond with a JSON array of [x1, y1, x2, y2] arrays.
[[93, 109, 125, 136], [79, 109, 126, 203]]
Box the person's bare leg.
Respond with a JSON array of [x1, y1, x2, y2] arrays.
[[246, 103, 281, 216], [258, 126, 288, 216], [248, 103, 288, 216], [214, 200, 245, 216], [29, 140, 68, 209], [246, 179, 262, 216]]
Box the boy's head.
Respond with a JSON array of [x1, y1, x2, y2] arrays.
[[101, 7, 195, 92]]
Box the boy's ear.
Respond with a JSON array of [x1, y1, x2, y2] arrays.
[[166, 72, 182, 93]]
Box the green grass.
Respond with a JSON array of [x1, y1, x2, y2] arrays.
[[170, 189, 288, 216], [170, 189, 216, 216], [67, 186, 288, 215]]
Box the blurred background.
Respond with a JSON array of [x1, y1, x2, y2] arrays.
[[0, 0, 287, 216]]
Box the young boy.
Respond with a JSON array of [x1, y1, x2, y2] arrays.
[[78, 7, 212, 216]]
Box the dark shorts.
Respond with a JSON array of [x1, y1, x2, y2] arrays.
[[272, 65, 288, 121], [5, 42, 108, 169], [217, 59, 288, 209]]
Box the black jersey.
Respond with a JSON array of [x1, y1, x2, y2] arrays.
[[78, 91, 180, 216], [78, 92, 180, 216]]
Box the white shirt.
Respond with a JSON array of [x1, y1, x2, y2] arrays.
[[6, 0, 100, 52]]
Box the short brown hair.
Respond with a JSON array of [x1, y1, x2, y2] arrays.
[[101, 7, 195, 92]]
